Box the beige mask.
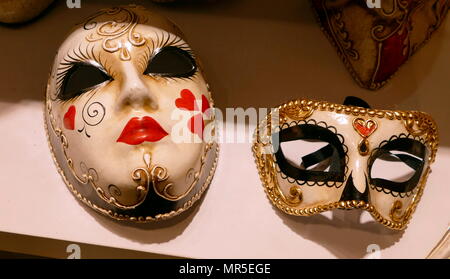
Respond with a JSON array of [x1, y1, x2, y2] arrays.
[[253, 97, 438, 230], [45, 5, 219, 222]]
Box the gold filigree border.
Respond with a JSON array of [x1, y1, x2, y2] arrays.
[[44, 97, 219, 222], [252, 98, 438, 230], [274, 99, 438, 162], [45, 113, 219, 222]]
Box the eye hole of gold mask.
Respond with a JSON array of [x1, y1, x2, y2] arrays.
[[273, 123, 347, 183], [369, 136, 426, 194], [253, 96, 438, 230]]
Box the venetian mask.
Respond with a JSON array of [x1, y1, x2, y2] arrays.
[[311, 0, 449, 90], [45, 5, 219, 222], [253, 97, 438, 230]]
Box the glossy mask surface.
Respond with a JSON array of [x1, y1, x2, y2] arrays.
[[45, 5, 218, 221], [253, 99, 438, 230]]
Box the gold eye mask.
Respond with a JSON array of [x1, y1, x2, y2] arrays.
[[252, 97, 438, 230]]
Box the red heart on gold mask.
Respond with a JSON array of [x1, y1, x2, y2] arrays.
[[353, 118, 377, 138], [63, 105, 76, 130]]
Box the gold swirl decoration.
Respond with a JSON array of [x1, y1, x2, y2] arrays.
[[252, 98, 438, 230], [425, 0, 449, 42], [253, 102, 312, 207], [403, 112, 439, 163], [389, 200, 413, 223], [83, 6, 146, 61], [47, 102, 152, 209], [370, 0, 412, 42], [375, 0, 411, 19], [153, 142, 214, 201], [94, 153, 152, 210], [47, 100, 214, 207], [97, 150, 205, 206], [284, 186, 303, 206], [329, 10, 360, 60], [45, 88, 219, 221], [278, 100, 314, 122], [367, 0, 449, 90]]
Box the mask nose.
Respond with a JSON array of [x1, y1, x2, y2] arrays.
[[116, 63, 158, 111], [339, 172, 369, 203]]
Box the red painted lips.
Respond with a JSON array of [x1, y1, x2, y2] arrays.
[[117, 116, 168, 145]]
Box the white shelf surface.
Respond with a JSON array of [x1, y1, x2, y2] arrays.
[[0, 0, 449, 258]]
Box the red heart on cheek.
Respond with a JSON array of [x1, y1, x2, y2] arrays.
[[63, 105, 76, 130], [175, 89, 199, 111], [188, 113, 205, 139]]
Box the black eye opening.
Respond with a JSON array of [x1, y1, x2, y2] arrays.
[[144, 46, 197, 78], [272, 123, 347, 183], [58, 62, 111, 101], [368, 137, 426, 193]]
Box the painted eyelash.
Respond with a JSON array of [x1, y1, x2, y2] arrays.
[[56, 79, 106, 106], [154, 30, 194, 55], [162, 74, 199, 83], [137, 30, 197, 80], [55, 44, 114, 101], [137, 44, 152, 74]]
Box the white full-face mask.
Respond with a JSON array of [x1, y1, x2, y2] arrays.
[[45, 5, 219, 222], [253, 97, 438, 230]]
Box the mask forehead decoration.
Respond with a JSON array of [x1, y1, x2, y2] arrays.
[[253, 97, 438, 230], [83, 7, 147, 61], [45, 5, 219, 222], [311, 0, 449, 90]]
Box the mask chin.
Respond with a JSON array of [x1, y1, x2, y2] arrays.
[[253, 97, 438, 230]]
